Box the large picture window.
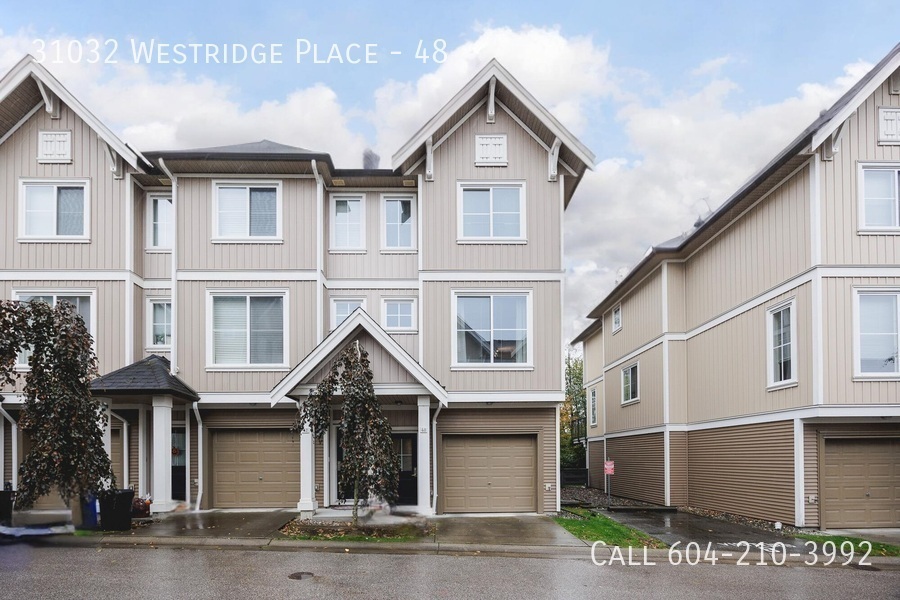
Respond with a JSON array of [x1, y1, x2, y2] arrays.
[[15, 292, 93, 365], [454, 292, 530, 366], [860, 166, 900, 229], [857, 291, 899, 376], [20, 181, 88, 239], [457, 182, 525, 241], [210, 293, 285, 367], [213, 182, 281, 240]]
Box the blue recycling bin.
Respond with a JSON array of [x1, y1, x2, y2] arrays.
[[79, 493, 98, 530]]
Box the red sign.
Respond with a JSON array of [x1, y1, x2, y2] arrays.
[[604, 460, 615, 475]]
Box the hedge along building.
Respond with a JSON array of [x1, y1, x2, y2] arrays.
[[0, 55, 595, 515], [573, 43, 900, 529]]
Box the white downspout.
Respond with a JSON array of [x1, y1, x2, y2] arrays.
[[430, 404, 442, 513], [158, 158, 178, 377], [109, 410, 129, 489], [192, 401, 203, 510], [0, 406, 18, 489]]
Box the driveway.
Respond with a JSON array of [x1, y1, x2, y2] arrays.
[[431, 515, 585, 547]]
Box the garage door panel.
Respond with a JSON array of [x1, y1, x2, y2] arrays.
[[822, 438, 899, 528], [442, 435, 536, 513], [212, 429, 300, 508]]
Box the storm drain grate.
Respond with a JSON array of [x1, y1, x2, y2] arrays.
[[288, 572, 314, 581]]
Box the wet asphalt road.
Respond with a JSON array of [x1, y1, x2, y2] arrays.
[[1, 545, 898, 600]]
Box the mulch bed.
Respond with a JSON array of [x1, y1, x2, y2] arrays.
[[280, 518, 432, 540]]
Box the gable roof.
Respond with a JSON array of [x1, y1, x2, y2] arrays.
[[91, 355, 199, 402], [270, 308, 448, 406], [0, 55, 147, 171], [391, 59, 596, 178], [573, 43, 900, 339], [143, 138, 330, 161]]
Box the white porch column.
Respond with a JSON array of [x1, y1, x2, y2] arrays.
[[297, 426, 318, 516], [151, 395, 175, 513], [416, 396, 432, 515]]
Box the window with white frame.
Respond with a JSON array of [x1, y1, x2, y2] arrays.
[[19, 180, 88, 239], [148, 300, 172, 348], [857, 291, 899, 375], [474, 134, 508, 166], [383, 298, 415, 331], [767, 300, 796, 386], [458, 182, 524, 241], [37, 131, 72, 163], [332, 298, 364, 329], [454, 292, 530, 366], [860, 166, 900, 229], [210, 293, 285, 367], [16, 292, 93, 365], [612, 305, 622, 333], [589, 388, 598, 426], [622, 363, 638, 404], [331, 195, 365, 250], [213, 182, 280, 240], [148, 197, 173, 249], [383, 195, 415, 250]]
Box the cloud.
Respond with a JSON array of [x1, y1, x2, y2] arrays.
[[690, 55, 732, 77]]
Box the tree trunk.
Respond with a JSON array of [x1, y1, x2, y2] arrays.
[[352, 478, 359, 528]]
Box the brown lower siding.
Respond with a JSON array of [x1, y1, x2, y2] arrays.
[[606, 433, 665, 505], [587, 439, 605, 491], [436, 407, 557, 514], [688, 421, 794, 524], [669, 431, 688, 506]]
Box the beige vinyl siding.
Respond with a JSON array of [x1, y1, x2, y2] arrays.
[[668, 340, 688, 424], [587, 383, 603, 432], [604, 343, 664, 433], [325, 190, 418, 279], [606, 433, 665, 505], [305, 332, 418, 385], [143, 253, 170, 280], [822, 77, 900, 265], [177, 177, 317, 271], [683, 165, 811, 330], [669, 430, 688, 506], [685, 284, 812, 423], [822, 276, 900, 404], [666, 262, 687, 332], [435, 407, 556, 514], [587, 439, 606, 491], [605, 269, 663, 364], [422, 105, 561, 271], [0, 102, 129, 270], [422, 280, 561, 392], [189, 411, 198, 504], [687, 421, 795, 524], [804, 424, 819, 527], [583, 332, 604, 383], [133, 185, 145, 278], [176, 280, 317, 393]]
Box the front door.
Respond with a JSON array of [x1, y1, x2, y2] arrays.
[[172, 428, 186, 501], [393, 433, 417, 506]]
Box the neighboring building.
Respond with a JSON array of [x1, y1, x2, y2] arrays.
[[0, 56, 595, 514], [573, 44, 900, 529]]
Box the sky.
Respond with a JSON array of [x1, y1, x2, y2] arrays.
[[1, 1, 899, 345]]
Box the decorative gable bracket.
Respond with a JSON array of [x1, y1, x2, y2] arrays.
[[103, 142, 124, 179], [548, 137, 561, 182], [425, 135, 434, 182], [820, 118, 849, 161], [486, 76, 497, 124], [32, 75, 60, 119], [890, 71, 900, 95]]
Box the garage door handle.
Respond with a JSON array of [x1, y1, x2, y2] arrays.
[[865, 491, 870, 497], [259, 476, 264, 481]]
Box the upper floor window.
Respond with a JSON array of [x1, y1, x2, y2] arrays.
[[474, 134, 508, 166], [148, 197, 173, 250], [209, 292, 286, 368], [213, 181, 281, 241], [453, 291, 531, 367], [383, 298, 416, 331], [15, 291, 93, 365], [19, 180, 89, 241], [457, 182, 525, 242], [383, 195, 415, 250], [148, 299, 172, 348], [589, 388, 598, 426], [767, 300, 796, 388], [332, 298, 364, 330], [860, 166, 900, 229], [622, 363, 638, 404], [37, 131, 72, 163], [331, 195, 365, 251], [856, 291, 899, 377], [612, 305, 622, 333]]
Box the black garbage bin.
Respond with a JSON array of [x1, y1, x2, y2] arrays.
[[99, 489, 135, 531], [0, 490, 15, 526]]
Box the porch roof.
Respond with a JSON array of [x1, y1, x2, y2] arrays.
[[90, 355, 199, 402]]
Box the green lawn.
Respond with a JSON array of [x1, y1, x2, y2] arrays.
[[555, 507, 667, 548], [795, 533, 900, 557]]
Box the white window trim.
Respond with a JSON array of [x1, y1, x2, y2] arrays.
[[857, 162, 900, 233], [474, 133, 508, 167], [380, 193, 417, 253], [456, 180, 527, 244], [612, 304, 622, 334], [381, 297, 417, 332], [37, 130, 72, 163], [852, 286, 900, 380], [18, 178, 91, 242], [205, 289, 290, 371], [145, 195, 173, 252], [450, 289, 533, 370], [13, 288, 97, 369], [146, 297, 172, 350], [329, 193, 366, 252], [766, 298, 798, 390], [621, 362, 639, 405], [330, 297, 367, 331], [589, 388, 598, 426], [211, 180, 283, 243]]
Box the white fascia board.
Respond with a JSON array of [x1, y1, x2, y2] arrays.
[[177, 270, 317, 281]]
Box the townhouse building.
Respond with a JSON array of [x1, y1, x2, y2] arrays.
[[573, 44, 900, 529], [0, 56, 594, 515]]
